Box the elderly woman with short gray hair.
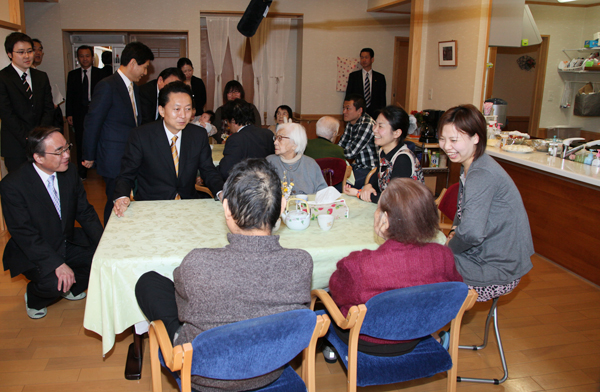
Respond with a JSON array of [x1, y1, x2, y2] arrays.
[[267, 122, 328, 195]]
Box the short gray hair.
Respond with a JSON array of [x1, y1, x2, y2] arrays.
[[316, 116, 340, 141], [279, 122, 307, 154]]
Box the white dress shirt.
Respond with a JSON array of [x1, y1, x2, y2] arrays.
[[12, 63, 32, 92]]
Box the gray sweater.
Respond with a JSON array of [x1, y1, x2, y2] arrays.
[[173, 233, 313, 391], [448, 154, 534, 286], [267, 154, 328, 195]]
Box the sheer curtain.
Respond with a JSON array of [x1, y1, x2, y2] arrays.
[[250, 22, 269, 123], [206, 17, 229, 109], [227, 17, 246, 83], [266, 18, 291, 126]]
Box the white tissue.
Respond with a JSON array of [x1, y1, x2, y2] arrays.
[[314, 186, 341, 204]]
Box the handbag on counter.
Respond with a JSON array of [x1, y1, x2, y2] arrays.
[[574, 82, 600, 117]]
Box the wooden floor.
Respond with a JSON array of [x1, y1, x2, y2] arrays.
[[1, 170, 599, 392]]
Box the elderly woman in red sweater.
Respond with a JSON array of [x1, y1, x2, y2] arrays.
[[325, 178, 462, 359]]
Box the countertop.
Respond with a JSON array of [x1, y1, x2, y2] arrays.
[[486, 146, 600, 188]]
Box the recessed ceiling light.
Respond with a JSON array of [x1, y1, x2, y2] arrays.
[[557, 0, 577, 3]]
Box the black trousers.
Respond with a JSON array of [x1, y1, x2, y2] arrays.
[[351, 165, 371, 190], [103, 176, 116, 226], [5, 156, 28, 173], [23, 242, 94, 310], [135, 271, 181, 343], [73, 109, 89, 179]]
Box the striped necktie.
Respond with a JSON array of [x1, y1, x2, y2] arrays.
[[46, 175, 61, 219], [364, 73, 371, 108], [22, 73, 33, 107], [171, 136, 181, 200], [128, 82, 138, 126]]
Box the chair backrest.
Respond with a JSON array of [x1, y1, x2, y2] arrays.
[[315, 158, 347, 186], [189, 309, 316, 380], [438, 182, 459, 221], [360, 282, 468, 341]]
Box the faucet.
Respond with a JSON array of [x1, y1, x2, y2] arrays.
[[562, 138, 600, 160]]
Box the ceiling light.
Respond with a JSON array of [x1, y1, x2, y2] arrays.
[[557, 0, 577, 3]]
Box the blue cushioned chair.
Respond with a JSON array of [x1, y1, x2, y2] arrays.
[[148, 309, 330, 392], [311, 282, 477, 392]]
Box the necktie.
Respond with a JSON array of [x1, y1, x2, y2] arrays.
[[364, 73, 371, 108], [21, 73, 33, 106], [171, 136, 181, 200], [82, 69, 89, 106], [46, 175, 61, 219], [128, 82, 138, 126]]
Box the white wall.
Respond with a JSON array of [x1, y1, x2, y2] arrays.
[[530, 4, 600, 133], [24, 0, 409, 116], [493, 46, 538, 117], [419, 0, 490, 111]]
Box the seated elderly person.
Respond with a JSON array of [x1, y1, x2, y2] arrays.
[[304, 116, 346, 160], [135, 158, 313, 392], [267, 123, 328, 195], [268, 104, 294, 134], [324, 178, 462, 361]]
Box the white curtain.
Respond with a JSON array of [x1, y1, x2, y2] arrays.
[[250, 22, 270, 123], [206, 17, 229, 109], [266, 18, 291, 126], [227, 17, 246, 83]]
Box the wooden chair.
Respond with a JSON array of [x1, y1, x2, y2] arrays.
[[149, 310, 330, 392], [363, 168, 377, 187], [195, 184, 214, 199], [311, 283, 477, 392]]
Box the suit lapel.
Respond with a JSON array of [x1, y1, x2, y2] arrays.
[[7, 66, 30, 100], [133, 84, 142, 126], [25, 165, 63, 223], [114, 74, 138, 126], [57, 170, 71, 230], [155, 123, 179, 181]]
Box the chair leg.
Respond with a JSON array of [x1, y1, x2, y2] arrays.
[[457, 297, 508, 385]]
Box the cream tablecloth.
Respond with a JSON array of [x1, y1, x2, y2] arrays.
[[83, 197, 382, 354]]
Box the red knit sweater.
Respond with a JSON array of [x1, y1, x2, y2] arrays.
[[329, 239, 462, 342]]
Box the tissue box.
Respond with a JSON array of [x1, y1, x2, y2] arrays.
[[591, 40, 599, 48], [308, 199, 349, 220]]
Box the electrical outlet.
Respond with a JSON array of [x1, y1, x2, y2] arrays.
[[428, 89, 433, 100]]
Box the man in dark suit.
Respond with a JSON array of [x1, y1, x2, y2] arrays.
[[217, 99, 274, 181], [139, 67, 185, 125], [113, 82, 224, 217], [0, 127, 103, 319], [345, 48, 386, 120], [82, 41, 154, 225], [66, 45, 103, 180], [0, 33, 54, 172]]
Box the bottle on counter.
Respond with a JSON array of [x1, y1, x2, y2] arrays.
[[421, 147, 430, 168]]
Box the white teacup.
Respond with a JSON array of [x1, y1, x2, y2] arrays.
[[317, 214, 334, 231], [295, 194, 309, 202]]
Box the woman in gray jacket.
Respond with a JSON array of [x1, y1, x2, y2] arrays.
[[438, 105, 533, 302]]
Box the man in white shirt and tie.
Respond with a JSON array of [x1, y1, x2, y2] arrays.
[[82, 41, 154, 224], [0, 126, 103, 319], [345, 48, 387, 120]]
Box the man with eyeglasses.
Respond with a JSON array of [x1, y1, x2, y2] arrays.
[[0, 32, 55, 172], [216, 99, 274, 181], [0, 126, 103, 319]]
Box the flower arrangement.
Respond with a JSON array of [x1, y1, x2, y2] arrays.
[[281, 171, 294, 199], [410, 110, 429, 128]]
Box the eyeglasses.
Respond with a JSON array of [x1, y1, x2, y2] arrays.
[[273, 135, 291, 142], [13, 50, 34, 56], [45, 143, 72, 156]]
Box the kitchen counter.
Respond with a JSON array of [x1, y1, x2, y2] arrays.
[[488, 146, 600, 286], [486, 146, 600, 189]]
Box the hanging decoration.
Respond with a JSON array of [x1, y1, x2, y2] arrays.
[[517, 55, 536, 71]]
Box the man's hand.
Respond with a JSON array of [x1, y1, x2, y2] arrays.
[[67, 116, 73, 126], [113, 197, 130, 217], [359, 184, 377, 202], [82, 160, 94, 168], [55, 263, 75, 293]]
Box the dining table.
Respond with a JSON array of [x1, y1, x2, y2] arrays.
[[82, 195, 383, 375]]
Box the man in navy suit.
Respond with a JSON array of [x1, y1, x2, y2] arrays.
[[112, 82, 224, 217], [0, 127, 103, 319], [345, 48, 386, 120], [139, 67, 185, 125], [66, 45, 103, 180], [82, 42, 154, 225], [0, 33, 54, 172]]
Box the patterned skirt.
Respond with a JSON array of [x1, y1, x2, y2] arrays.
[[468, 278, 521, 302]]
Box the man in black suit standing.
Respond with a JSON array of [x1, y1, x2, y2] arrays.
[[0, 33, 54, 172], [217, 99, 274, 181], [345, 48, 386, 120], [0, 127, 103, 319], [139, 67, 185, 125], [112, 82, 224, 217], [66, 45, 103, 180], [82, 42, 154, 225]]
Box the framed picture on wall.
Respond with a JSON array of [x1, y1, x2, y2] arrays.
[[438, 40, 457, 67]]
